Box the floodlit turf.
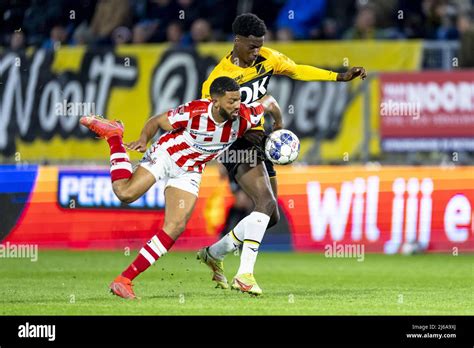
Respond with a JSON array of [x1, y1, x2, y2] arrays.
[[0, 250, 472, 315]]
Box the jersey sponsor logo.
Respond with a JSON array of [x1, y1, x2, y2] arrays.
[[58, 171, 165, 210], [191, 142, 229, 154], [189, 129, 212, 137], [239, 72, 273, 104]]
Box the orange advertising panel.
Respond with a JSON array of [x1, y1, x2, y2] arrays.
[[2, 165, 473, 253]]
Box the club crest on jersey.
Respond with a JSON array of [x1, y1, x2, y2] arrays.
[[177, 105, 185, 114]]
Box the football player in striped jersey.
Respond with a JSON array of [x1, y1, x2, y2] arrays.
[[80, 77, 268, 299]]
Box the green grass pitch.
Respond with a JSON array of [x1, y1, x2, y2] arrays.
[[0, 250, 472, 315]]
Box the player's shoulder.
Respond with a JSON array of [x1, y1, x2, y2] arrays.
[[260, 46, 285, 60], [210, 53, 235, 74], [203, 59, 234, 86], [181, 99, 210, 118]]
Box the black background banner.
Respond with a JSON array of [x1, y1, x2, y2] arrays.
[[0, 315, 472, 346]]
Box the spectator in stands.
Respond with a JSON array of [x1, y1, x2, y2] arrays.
[[342, 4, 404, 39], [135, 0, 179, 43], [342, 4, 378, 39], [177, 0, 208, 31], [191, 19, 213, 42], [9, 30, 26, 51], [275, 0, 327, 40], [42, 24, 69, 50], [422, 0, 446, 39], [112, 26, 132, 45], [132, 21, 159, 44], [458, 11, 474, 67], [435, 2, 460, 39], [204, 0, 239, 40], [22, 0, 63, 46], [88, 0, 131, 44], [166, 21, 184, 46], [181, 18, 213, 46], [397, 0, 426, 38]]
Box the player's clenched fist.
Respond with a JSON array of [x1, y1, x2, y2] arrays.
[[337, 67, 367, 81], [124, 136, 147, 152]]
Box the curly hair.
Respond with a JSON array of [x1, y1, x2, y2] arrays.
[[210, 76, 240, 97], [232, 13, 267, 37]]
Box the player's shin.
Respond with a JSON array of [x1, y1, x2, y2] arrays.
[[237, 212, 270, 275], [121, 229, 175, 281]]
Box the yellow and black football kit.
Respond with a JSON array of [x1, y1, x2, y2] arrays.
[[201, 46, 338, 179]]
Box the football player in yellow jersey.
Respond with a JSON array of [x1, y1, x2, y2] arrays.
[[197, 13, 367, 296]]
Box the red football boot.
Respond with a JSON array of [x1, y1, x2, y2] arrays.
[[80, 115, 124, 140]]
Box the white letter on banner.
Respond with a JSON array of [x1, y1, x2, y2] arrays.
[[444, 194, 471, 242]]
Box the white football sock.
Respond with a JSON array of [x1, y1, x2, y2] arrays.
[[208, 218, 246, 260], [237, 212, 270, 275]]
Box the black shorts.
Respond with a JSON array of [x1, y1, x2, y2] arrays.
[[222, 137, 276, 187]]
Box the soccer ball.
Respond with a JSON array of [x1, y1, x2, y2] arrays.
[[265, 129, 300, 165]]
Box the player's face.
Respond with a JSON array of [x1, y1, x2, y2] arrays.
[[217, 91, 241, 121], [235, 35, 264, 66]]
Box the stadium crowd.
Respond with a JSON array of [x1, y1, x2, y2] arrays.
[[1, 0, 473, 50]]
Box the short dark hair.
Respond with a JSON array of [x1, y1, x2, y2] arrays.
[[210, 76, 240, 97], [232, 13, 266, 37]]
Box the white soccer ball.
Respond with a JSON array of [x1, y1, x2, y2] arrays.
[[265, 129, 300, 165]]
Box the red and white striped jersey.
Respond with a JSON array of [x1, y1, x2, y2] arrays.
[[157, 99, 264, 173]]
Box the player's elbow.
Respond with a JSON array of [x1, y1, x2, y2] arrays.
[[266, 101, 281, 116]]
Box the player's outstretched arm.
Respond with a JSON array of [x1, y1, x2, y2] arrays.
[[125, 112, 173, 152], [289, 64, 367, 82]]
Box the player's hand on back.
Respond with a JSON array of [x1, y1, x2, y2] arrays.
[[124, 136, 148, 152], [337, 67, 367, 82]]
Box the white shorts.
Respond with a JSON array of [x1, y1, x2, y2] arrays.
[[138, 143, 202, 197]]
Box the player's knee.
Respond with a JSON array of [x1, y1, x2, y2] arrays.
[[115, 186, 138, 204], [255, 194, 277, 216]]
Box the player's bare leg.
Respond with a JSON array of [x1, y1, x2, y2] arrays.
[[268, 176, 280, 228], [161, 186, 198, 240], [109, 186, 197, 299], [112, 166, 156, 203]]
